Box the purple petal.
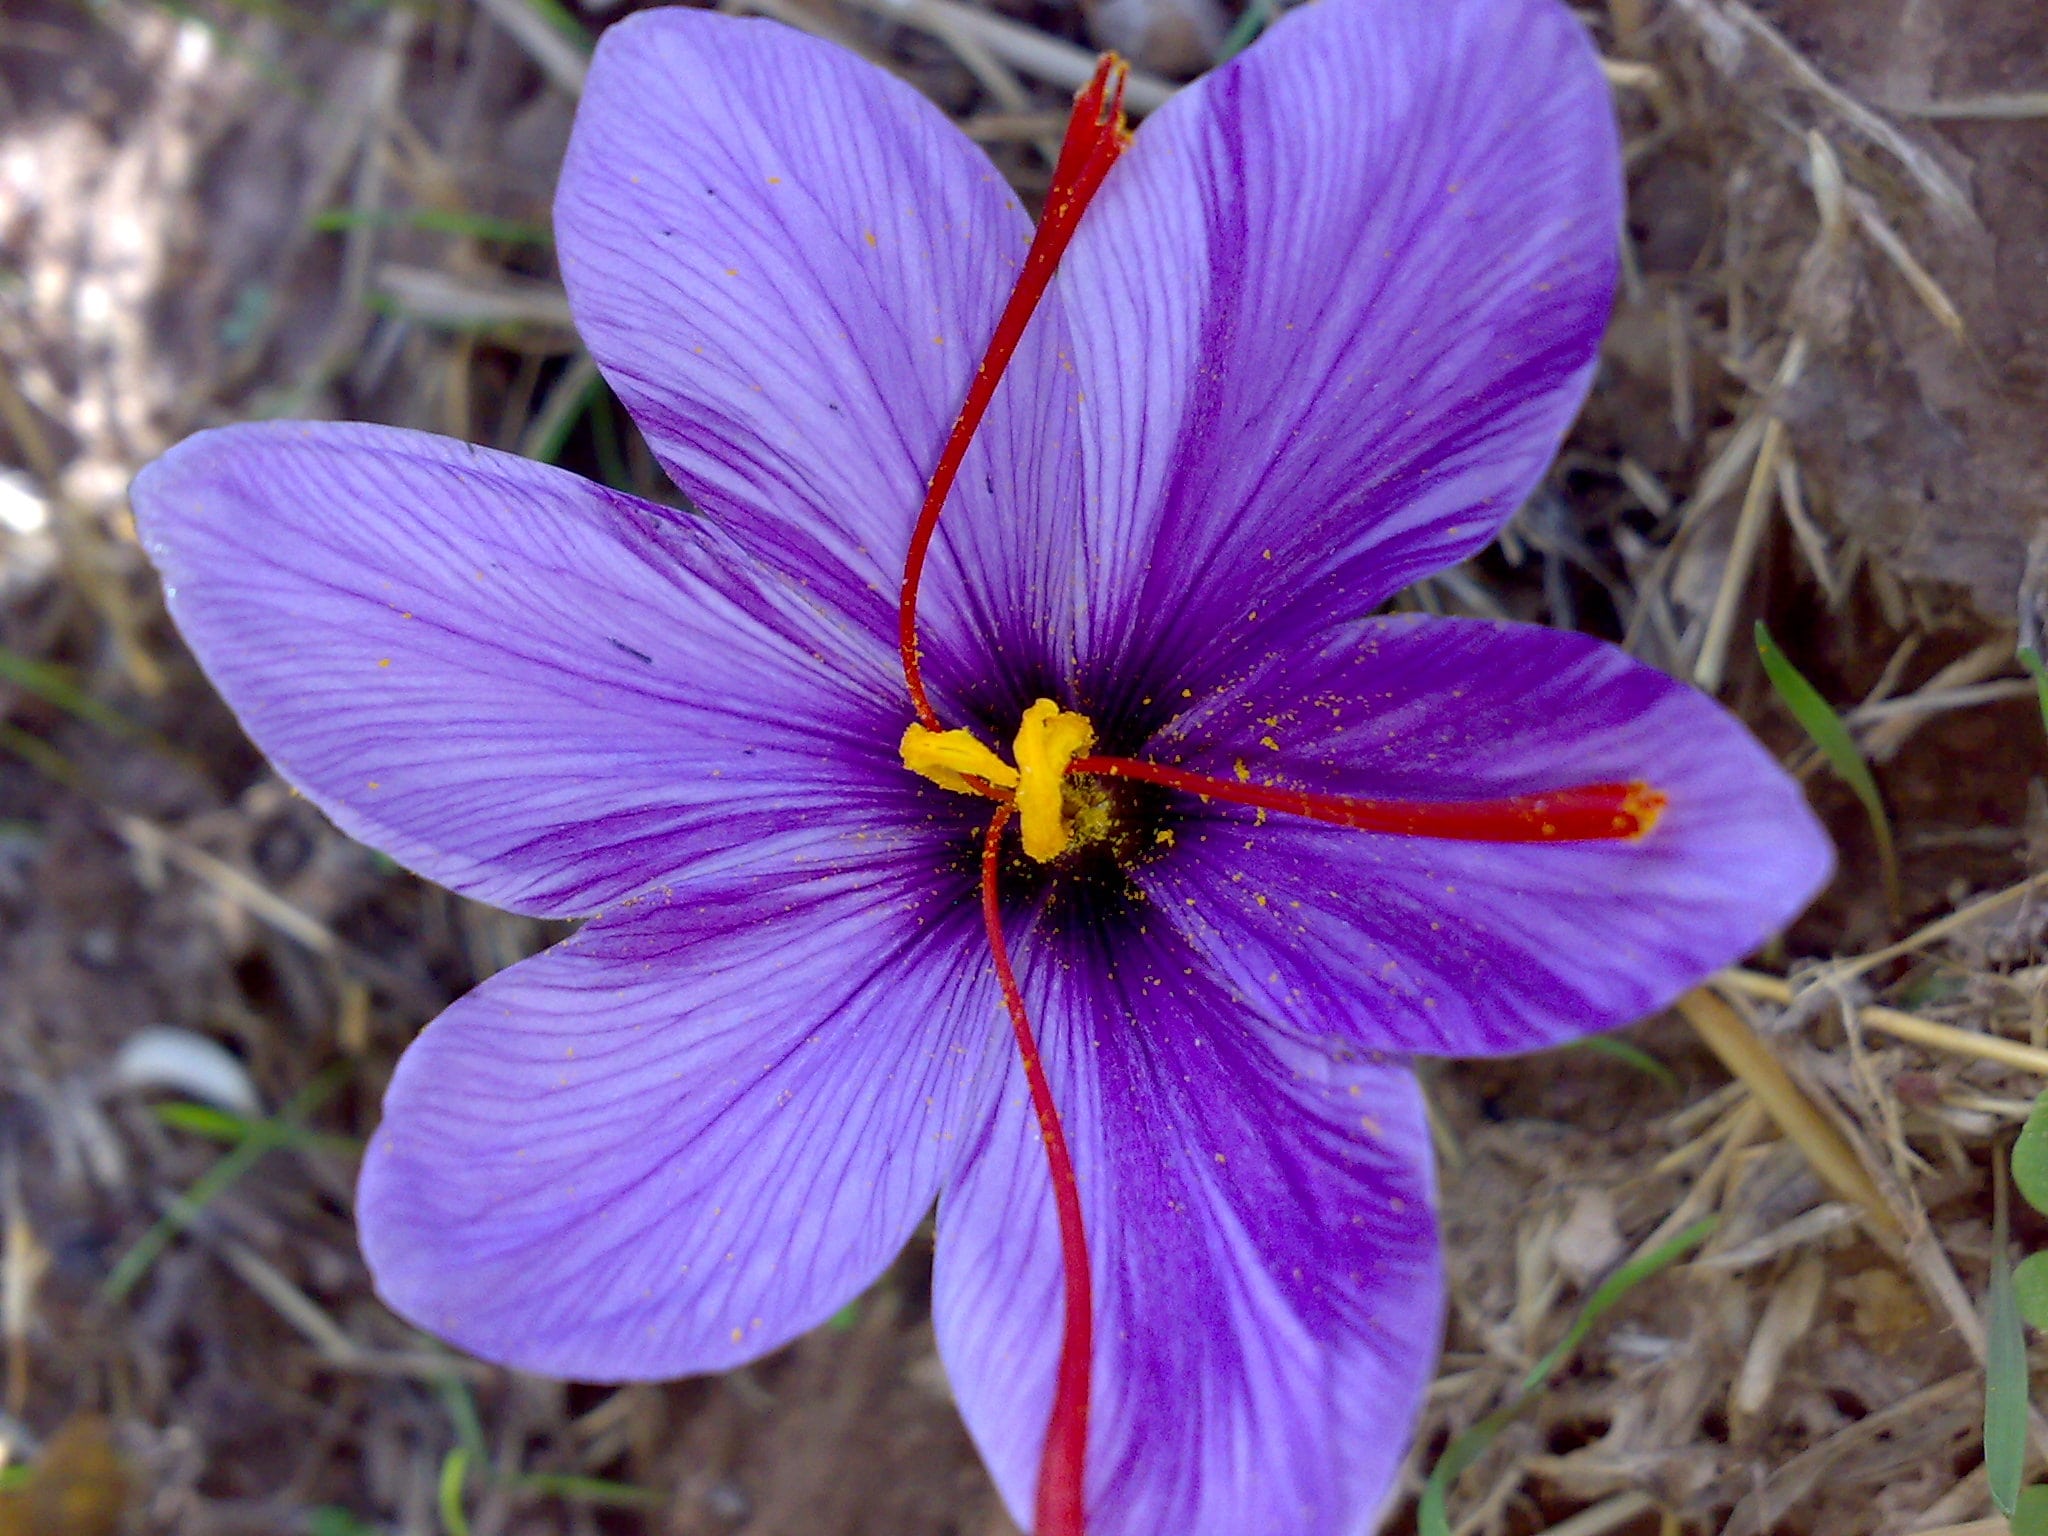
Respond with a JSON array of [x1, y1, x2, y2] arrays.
[[132, 422, 911, 917], [1137, 615, 1833, 1056], [934, 929, 1440, 1536], [1054, 0, 1621, 695], [359, 851, 1003, 1379], [556, 9, 1082, 688]]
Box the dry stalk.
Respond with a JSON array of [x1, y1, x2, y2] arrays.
[[1891, 93, 2048, 120], [1532, 1492, 1658, 1536], [1674, 987, 1898, 1237], [1730, 1253, 1826, 1422], [835, 0, 1176, 111], [1724, 967, 2048, 1077], [473, 0, 590, 95]]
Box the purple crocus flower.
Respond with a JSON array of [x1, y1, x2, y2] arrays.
[[131, 0, 1830, 1531]]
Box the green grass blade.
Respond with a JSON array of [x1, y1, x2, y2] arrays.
[[2019, 647, 2048, 738], [1755, 620, 1897, 918], [153, 1100, 360, 1154], [2014, 1484, 2048, 1536], [1213, 0, 1276, 62], [1520, 1217, 1718, 1392], [588, 388, 631, 493], [1570, 1036, 1679, 1091], [101, 1133, 272, 1302], [0, 647, 144, 737], [0, 723, 82, 789], [1418, 1217, 1716, 1536], [0, 647, 204, 780], [1989, 1157, 2029, 1516], [435, 1377, 492, 1470], [520, 357, 602, 466], [512, 1473, 666, 1510], [102, 1068, 347, 1301], [305, 1508, 382, 1536], [308, 207, 550, 246], [437, 1449, 472, 1536], [516, 0, 590, 49]]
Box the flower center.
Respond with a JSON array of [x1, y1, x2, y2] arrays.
[[901, 699, 1103, 861]]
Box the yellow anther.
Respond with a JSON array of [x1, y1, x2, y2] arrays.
[[1014, 699, 1096, 862], [900, 701, 1100, 862], [901, 724, 1018, 795]]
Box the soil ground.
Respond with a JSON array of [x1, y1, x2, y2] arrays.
[[2, 0, 2046, 1533]]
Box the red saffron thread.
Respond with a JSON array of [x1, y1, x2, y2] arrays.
[[981, 807, 1094, 1536], [1070, 755, 1667, 842], [899, 56, 1132, 730]]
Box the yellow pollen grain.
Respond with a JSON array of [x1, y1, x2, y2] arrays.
[[863, 230, 877, 246], [1233, 759, 1250, 783], [1260, 735, 1280, 751], [377, 658, 390, 668]]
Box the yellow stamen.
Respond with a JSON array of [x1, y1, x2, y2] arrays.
[[899, 700, 1099, 862], [901, 724, 1018, 795], [1014, 700, 1096, 862]]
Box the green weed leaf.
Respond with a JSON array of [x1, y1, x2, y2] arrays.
[[2017, 1090, 2048, 1217], [1754, 621, 1897, 919], [1989, 1159, 2029, 1517], [1571, 1036, 1679, 1091], [2014, 1484, 2048, 1536], [2017, 1252, 2048, 1332], [2018, 648, 2048, 739], [512, 1473, 665, 1510], [437, 1449, 471, 1536]]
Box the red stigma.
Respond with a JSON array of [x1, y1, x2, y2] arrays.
[[1072, 757, 1668, 843], [899, 55, 1131, 731], [982, 808, 1094, 1536]]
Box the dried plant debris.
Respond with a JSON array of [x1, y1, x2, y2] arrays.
[[1648, 0, 2048, 626], [2, 0, 2048, 1532]]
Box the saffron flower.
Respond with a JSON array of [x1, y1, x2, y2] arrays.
[[131, 0, 1830, 1532]]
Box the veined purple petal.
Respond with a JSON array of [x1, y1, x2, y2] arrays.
[[1053, 0, 1621, 702], [359, 848, 1003, 1379], [556, 9, 1084, 695], [132, 422, 913, 918], [934, 925, 1440, 1536], [1136, 615, 1832, 1056]]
